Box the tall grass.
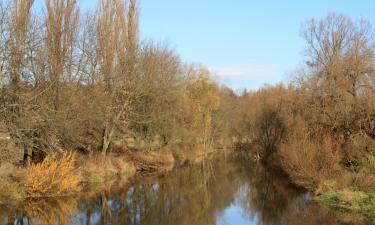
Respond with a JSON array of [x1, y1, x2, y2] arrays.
[[80, 154, 136, 189], [0, 163, 25, 204]]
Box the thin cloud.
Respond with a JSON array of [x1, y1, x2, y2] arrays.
[[209, 64, 285, 90], [209, 64, 281, 78]]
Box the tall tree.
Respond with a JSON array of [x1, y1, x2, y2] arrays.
[[96, 0, 139, 154], [45, 0, 79, 111], [302, 13, 375, 137]]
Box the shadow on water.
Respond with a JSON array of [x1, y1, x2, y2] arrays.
[[0, 153, 371, 225]]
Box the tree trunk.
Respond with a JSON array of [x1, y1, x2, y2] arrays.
[[23, 147, 31, 166], [102, 123, 114, 155]]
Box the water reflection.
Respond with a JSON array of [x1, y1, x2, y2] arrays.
[[1, 154, 371, 225]]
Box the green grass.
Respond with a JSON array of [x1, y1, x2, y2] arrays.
[[88, 174, 104, 188], [121, 165, 136, 177], [87, 171, 120, 190], [316, 190, 375, 222]]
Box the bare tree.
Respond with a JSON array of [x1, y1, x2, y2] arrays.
[[0, 1, 10, 91], [302, 13, 375, 137], [96, 0, 139, 154], [8, 0, 34, 86], [45, 0, 79, 111]]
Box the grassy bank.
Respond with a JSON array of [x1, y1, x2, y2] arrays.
[[0, 152, 137, 205], [0, 147, 219, 206], [316, 190, 375, 222], [260, 135, 375, 223]]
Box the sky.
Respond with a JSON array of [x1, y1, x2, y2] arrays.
[[34, 0, 375, 90]]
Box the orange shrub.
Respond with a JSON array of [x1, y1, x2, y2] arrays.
[[25, 152, 81, 197], [278, 133, 342, 190]]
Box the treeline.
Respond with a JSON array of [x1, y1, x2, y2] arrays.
[[0, 0, 226, 164], [2, 0, 375, 197], [228, 13, 375, 192]]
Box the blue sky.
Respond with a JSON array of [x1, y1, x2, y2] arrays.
[[34, 0, 375, 90]]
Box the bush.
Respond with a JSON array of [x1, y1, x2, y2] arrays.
[[343, 133, 375, 171], [25, 152, 81, 197], [255, 106, 285, 159], [279, 133, 342, 190]]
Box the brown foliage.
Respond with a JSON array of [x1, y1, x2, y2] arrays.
[[0, 0, 225, 167], [255, 105, 285, 158], [278, 131, 342, 190]]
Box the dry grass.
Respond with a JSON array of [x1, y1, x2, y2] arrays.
[[0, 162, 25, 181], [316, 189, 375, 222], [25, 152, 81, 197], [0, 180, 24, 204], [0, 163, 25, 204], [352, 169, 375, 192], [0, 152, 139, 204], [80, 154, 136, 188]]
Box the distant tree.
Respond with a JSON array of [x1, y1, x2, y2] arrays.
[[185, 67, 220, 149]]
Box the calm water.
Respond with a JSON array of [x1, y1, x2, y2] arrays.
[[0, 154, 370, 225]]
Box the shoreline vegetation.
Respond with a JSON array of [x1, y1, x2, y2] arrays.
[[316, 190, 375, 223], [0, 0, 375, 223], [0, 146, 222, 207]]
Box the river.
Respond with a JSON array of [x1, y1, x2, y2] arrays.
[[0, 153, 370, 225]]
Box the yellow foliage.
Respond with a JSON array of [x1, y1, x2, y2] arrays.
[[184, 74, 220, 147], [25, 152, 81, 197]]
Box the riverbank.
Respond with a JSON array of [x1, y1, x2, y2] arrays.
[[0, 146, 222, 206], [2, 152, 349, 225], [263, 145, 375, 224], [315, 190, 375, 223]]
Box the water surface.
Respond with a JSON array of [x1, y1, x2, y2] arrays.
[[1, 154, 370, 225]]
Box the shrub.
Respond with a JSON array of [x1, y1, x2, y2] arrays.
[[343, 133, 375, 171], [279, 133, 341, 190], [255, 106, 285, 158], [25, 152, 81, 197]]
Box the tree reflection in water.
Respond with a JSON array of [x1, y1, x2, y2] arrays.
[[0, 153, 371, 225]]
